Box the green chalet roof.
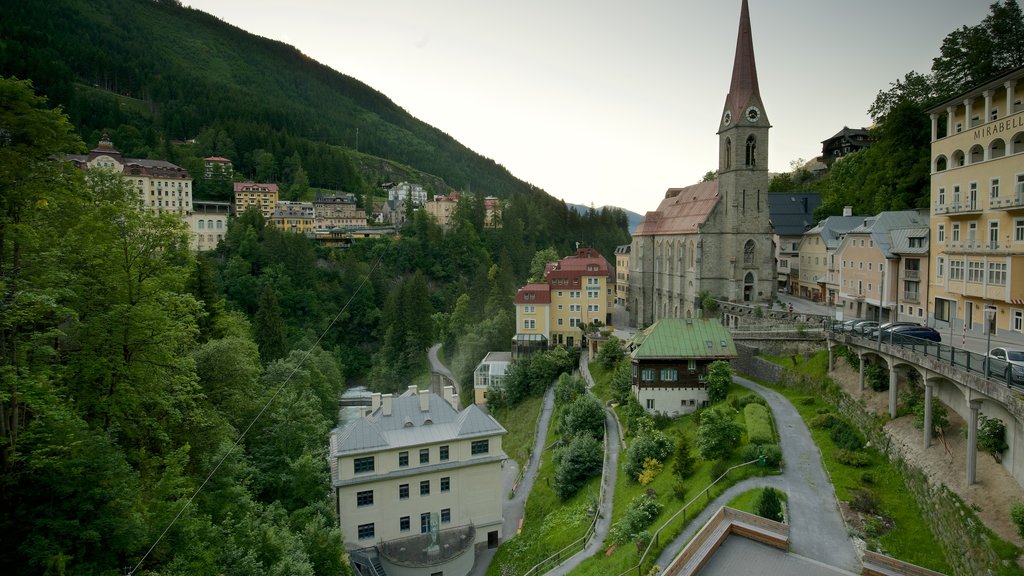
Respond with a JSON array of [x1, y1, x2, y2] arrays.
[[630, 318, 737, 360]]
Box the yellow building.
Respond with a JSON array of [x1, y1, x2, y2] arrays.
[[233, 182, 279, 219], [330, 387, 506, 576], [514, 247, 612, 349], [425, 193, 460, 230], [68, 134, 193, 216], [835, 210, 929, 323], [270, 201, 316, 236], [615, 244, 630, 306], [927, 65, 1024, 343]]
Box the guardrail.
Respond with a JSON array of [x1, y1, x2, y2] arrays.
[[828, 322, 1019, 386]]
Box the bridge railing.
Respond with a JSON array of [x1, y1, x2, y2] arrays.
[[828, 322, 1019, 386]]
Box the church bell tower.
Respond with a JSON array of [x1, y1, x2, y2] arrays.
[[715, 0, 774, 303]]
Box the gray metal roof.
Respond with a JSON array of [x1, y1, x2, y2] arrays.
[[805, 216, 864, 249], [844, 210, 929, 258], [332, 392, 506, 455], [767, 193, 821, 237]]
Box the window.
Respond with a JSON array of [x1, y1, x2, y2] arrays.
[[441, 508, 451, 524], [523, 305, 535, 314], [357, 490, 374, 507], [569, 304, 581, 312], [399, 451, 409, 467], [588, 304, 599, 312], [399, 484, 409, 500], [400, 516, 411, 532], [471, 439, 489, 455], [570, 291, 580, 298], [938, 187, 945, 205], [989, 262, 1007, 285], [646, 398, 655, 409], [354, 457, 374, 474], [952, 223, 960, 242], [936, 256, 945, 278], [968, 222, 977, 242], [1017, 219, 1024, 242], [935, 298, 953, 322], [587, 277, 599, 285], [1018, 174, 1024, 198], [937, 224, 945, 242], [358, 523, 375, 540], [441, 477, 450, 492], [992, 178, 1001, 199], [641, 368, 655, 382], [420, 480, 430, 496], [687, 359, 697, 371], [989, 221, 999, 246], [1015, 310, 1023, 332], [420, 448, 430, 464], [660, 368, 678, 381], [953, 185, 961, 205], [587, 289, 599, 299], [950, 260, 964, 281], [569, 318, 581, 327], [440, 445, 449, 461], [558, 318, 564, 326], [868, 262, 872, 271], [421, 513, 431, 534], [909, 237, 923, 248], [968, 261, 985, 283]]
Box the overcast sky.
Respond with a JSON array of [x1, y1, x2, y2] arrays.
[[187, 0, 994, 214]]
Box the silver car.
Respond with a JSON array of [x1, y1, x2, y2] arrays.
[[989, 347, 1024, 385]]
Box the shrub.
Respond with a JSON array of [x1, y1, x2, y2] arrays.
[[672, 482, 687, 501], [850, 488, 879, 515], [861, 472, 875, 484], [609, 494, 664, 544], [731, 394, 766, 410], [800, 396, 817, 406], [828, 418, 865, 451], [743, 403, 774, 445], [835, 449, 872, 467], [553, 434, 603, 500], [759, 444, 782, 467], [638, 458, 663, 486], [810, 412, 839, 429], [710, 459, 730, 480], [979, 415, 1009, 461], [624, 428, 673, 482], [755, 487, 784, 522], [554, 372, 587, 406], [706, 360, 732, 404], [696, 407, 743, 460], [864, 363, 888, 392], [595, 335, 626, 370], [1012, 502, 1024, 539], [559, 394, 605, 441], [672, 433, 697, 481]]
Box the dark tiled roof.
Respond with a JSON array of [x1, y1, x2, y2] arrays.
[[768, 193, 821, 236]]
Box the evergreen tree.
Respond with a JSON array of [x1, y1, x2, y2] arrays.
[[756, 487, 784, 523], [254, 283, 288, 362]]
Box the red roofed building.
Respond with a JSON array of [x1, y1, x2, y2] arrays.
[[515, 247, 613, 350], [630, 0, 775, 327]]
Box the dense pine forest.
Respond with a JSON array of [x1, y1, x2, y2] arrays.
[[0, 0, 633, 574]]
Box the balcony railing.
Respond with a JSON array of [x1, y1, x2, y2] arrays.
[[991, 194, 1024, 211], [903, 269, 920, 281], [903, 290, 920, 303]]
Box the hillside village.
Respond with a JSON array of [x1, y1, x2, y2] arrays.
[[5, 1, 1024, 576]]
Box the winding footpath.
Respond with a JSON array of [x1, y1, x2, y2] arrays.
[[652, 375, 861, 573]]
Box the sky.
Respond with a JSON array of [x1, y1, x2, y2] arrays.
[[185, 0, 995, 214]]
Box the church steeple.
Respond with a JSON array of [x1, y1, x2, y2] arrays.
[[720, 0, 768, 132]]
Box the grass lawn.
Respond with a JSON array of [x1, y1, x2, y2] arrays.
[[490, 393, 544, 468], [486, 407, 601, 576], [567, 378, 779, 576], [755, 352, 955, 573], [725, 487, 786, 516]]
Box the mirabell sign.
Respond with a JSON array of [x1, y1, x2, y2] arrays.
[[974, 113, 1024, 140]]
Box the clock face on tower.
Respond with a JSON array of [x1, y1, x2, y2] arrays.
[[745, 106, 760, 122], [722, 110, 732, 126]]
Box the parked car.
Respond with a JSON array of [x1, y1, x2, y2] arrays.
[[851, 320, 879, 336], [867, 321, 920, 338], [989, 347, 1024, 385], [886, 325, 941, 343]]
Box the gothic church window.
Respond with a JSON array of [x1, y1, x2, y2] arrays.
[[725, 138, 732, 169], [743, 240, 755, 265], [745, 136, 757, 166]]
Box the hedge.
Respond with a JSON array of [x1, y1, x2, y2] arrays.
[[744, 403, 774, 445]]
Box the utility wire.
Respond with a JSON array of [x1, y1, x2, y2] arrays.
[[130, 240, 391, 575]]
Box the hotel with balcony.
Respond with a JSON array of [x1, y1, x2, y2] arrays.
[[928, 65, 1024, 345]]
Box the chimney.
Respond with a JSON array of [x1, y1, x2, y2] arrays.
[[407, 384, 418, 397], [419, 389, 430, 412], [382, 393, 393, 416], [443, 385, 459, 410], [843, 206, 852, 217], [371, 392, 381, 413]]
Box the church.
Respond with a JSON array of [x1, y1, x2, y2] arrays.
[[629, 0, 776, 327]]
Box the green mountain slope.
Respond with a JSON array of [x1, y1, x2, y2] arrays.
[[0, 0, 538, 198]]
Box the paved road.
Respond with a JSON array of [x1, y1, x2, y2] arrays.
[[428, 343, 457, 382], [653, 375, 861, 573], [545, 354, 623, 576]]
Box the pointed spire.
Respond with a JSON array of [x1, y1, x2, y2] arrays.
[[724, 0, 762, 121]]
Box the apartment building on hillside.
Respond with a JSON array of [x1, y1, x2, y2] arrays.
[[928, 65, 1024, 346], [233, 182, 279, 219], [331, 386, 506, 576]]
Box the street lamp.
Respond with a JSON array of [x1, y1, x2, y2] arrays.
[[985, 307, 996, 377]]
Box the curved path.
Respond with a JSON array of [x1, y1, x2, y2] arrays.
[[428, 343, 457, 383], [544, 353, 623, 575], [653, 375, 860, 573]]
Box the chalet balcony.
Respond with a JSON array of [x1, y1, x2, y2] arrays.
[[903, 291, 920, 303]]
